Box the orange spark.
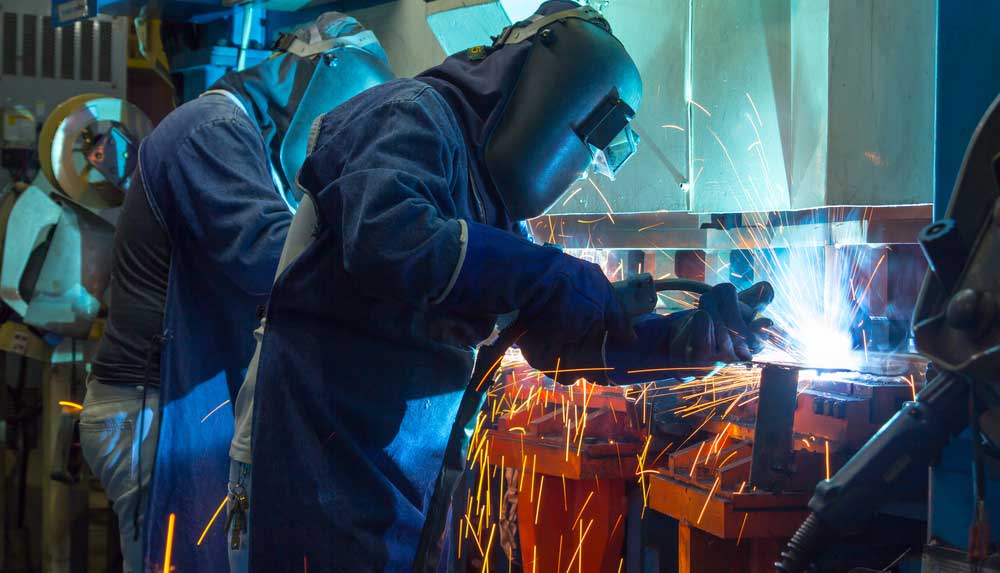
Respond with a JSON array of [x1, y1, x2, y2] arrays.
[[562, 187, 582, 206], [717, 449, 740, 468], [532, 476, 546, 525], [572, 491, 596, 531], [825, 440, 831, 480], [483, 524, 497, 571], [163, 513, 176, 573], [689, 442, 706, 477], [562, 474, 568, 511], [197, 496, 229, 546], [737, 513, 750, 546], [587, 178, 616, 224], [58, 401, 83, 411], [696, 476, 721, 524]]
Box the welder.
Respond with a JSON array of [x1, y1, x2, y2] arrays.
[[248, 2, 770, 571], [78, 14, 391, 573]]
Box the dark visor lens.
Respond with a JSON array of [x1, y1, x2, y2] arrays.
[[590, 124, 638, 180]]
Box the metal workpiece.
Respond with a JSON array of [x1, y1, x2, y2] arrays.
[[531, 204, 931, 251], [0, 186, 114, 338], [914, 97, 1000, 380], [38, 94, 153, 209], [777, 373, 970, 572], [748, 365, 799, 492]]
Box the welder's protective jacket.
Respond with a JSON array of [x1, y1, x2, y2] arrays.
[[139, 95, 291, 572], [249, 78, 526, 570]]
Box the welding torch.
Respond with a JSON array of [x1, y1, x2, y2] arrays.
[[414, 273, 774, 573]]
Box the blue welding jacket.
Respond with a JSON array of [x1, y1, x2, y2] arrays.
[[248, 4, 584, 569], [248, 78, 531, 570], [139, 95, 291, 572]]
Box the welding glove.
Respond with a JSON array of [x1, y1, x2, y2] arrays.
[[520, 281, 775, 385], [436, 221, 635, 349], [698, 281, 775, 356]]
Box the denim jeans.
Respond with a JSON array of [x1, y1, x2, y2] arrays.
[[227, 460, 252, 573], [79, 378, 160, 573]]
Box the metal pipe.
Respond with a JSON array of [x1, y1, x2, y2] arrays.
[[236, 3, 254, 72]]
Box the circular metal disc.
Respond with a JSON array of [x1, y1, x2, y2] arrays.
[[39, 95, 153, 209]]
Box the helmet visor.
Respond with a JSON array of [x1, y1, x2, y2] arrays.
[[590, 123, 638, 181], [578, 95, 639, 181]]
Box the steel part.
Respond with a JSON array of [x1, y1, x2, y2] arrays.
[[918, 218, 966, 292], [0, 185, 115, 337], [777, 372, 970, 572], [748, 364, 799, 492], [49, 410, 80, 484], [0, 186, 64, 316], [913, 94, 1000, 379], [39, 95, 152, 209], [22, 197, 115, 337], [530, 205, 931, 250]]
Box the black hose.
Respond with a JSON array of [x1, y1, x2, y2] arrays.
[[776, 513, 826, 572]]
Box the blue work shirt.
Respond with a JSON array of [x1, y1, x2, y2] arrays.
[[138, 94, 291, 572], [249, 79, 518, 571]]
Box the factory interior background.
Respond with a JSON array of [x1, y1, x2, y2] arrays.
[[1, 0, 1000, 572]]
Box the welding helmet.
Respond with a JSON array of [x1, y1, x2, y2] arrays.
[[273, 14, 395, 205], [484, 5, 641, 220], [212, 13, 394, 209]]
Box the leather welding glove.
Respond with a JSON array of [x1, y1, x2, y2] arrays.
[[698, 281, 774, 357], [436, 221, 635, 349], [521, 281, 775, 385]]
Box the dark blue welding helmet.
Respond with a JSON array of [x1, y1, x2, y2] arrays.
[[484, 6, 642, 220], [273, 13, 395, 205]]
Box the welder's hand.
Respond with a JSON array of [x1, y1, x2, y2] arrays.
[[699, 282, 774, 357]]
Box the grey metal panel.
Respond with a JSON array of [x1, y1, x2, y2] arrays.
[[547, 0, 691, 215], [97, 20, 111, 82], [690, 0, 792, 214], [59, 23, 74, 79], [22, 13, 36, 77], [789, 0, 828, 209], [42, 16, 55, 78], [347, 0, 448, 78], [425, 1, 510, 57], [2, 13, 16, 75], [79, 19, 93, 81], [826, 0, 936, 206]]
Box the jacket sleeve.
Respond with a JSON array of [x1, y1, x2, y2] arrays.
[[297, 91, 466, 307], [162, 115, 292, 297]]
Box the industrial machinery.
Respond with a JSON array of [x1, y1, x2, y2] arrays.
[[419, 200, 933, 573], [0, 91, 150, 571], [777, 95, 1000, 571]]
